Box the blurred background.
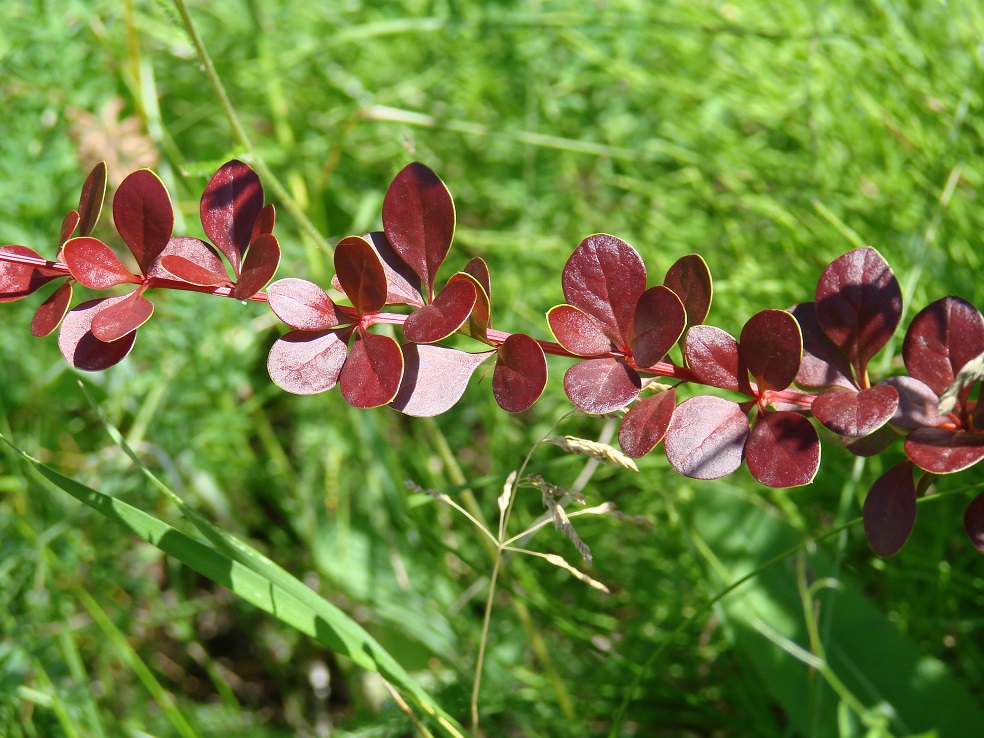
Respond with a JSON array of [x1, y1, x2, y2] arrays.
[[2, 1, 984, 735]]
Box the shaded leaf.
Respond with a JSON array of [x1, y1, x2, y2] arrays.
[[78, 161, 108, 237], [492, 333, 547, 413], [252, 203, 276, 240], [31, 281, 74, 337], [334, 236, 388, 316], [403, 278, 476, 343], [631, 285, 686, 367], [904, 428, 984, 474], [91, 290, 154, 342], [0, 245, 64, 302], [62, 237, 140, 289], [745, 411, 820, 488], [463, 256, 491, 298], [60, 210, 80, 246], [58, 296, 137, 370], [158, 243, 232, 287], [664, 395, 749, 480], [882, 376, 947, 430], [903, 296, 984, 396], [547, 305, 614, 356], [664, 253, 712, 328], [938, 351, 984, 416], [357, 231, 425, 308], [685, 325, 749, 394], [201, 159, 264, 276], [267, 278, 343, 332], [267, 329, 349, 395], [789, 302, 855, 389], [114, 169, 173, 275], [391, 344, 494, 417], [618, 388, 677, 458], [233, 233, 280, 299], [563, 357, 641, 414], [340, 329, 404, 408], [448, 271, 491, 342], [811, 384, 898, 438], [739, 309, 802, 392], [843, 424, 898, 458], [963, 492, 984, 555], [863, 462, 916, 557]]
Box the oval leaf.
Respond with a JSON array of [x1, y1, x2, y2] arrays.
[[31, 281, 74, 337], [745, 411, 820, 488], [60, 210, 80, 246], [448, 271, 491, 342], [492, 333, 547, 413], [563, 357, 641, 414], [340, 330, 404, 408], [391, 344, 495, 417], [631, 285, 686, 368], [684, 325, 749, 394], [233, 233, 280, 299], [62, 237, 140, 289], [863, 462, 916, 557], [267, 278, 342, 332], [664, 253, 712, 328], [156, 237, 231, 286], [904, 428, 984, 474], [789, 302, 855, 389], [58, 296, 137, 370], [78, 161, 108, 237], [963, 492, 984, 555], [0, 245, 64, 302], [664, 395, 749, 480], [618, 389, 677, 458], [334, 236, 388, 316], [114, 169, 173, 275], [902, 296, 984, 396], [811, 384, 899, 438], [252, 203, 276, 240], [739, 309, 802, 392], [360, 231, 425, 308], [201, 159, 264, 276], [547, 305, 614, 356], [403, 278, 477, 343], [267, 329, 349, 395], [91, 290, 154, 342], [882, 376, 947, 430]]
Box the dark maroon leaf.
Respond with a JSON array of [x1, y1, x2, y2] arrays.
[[403, 278, 477, 343], [58, 296, 137, 370], [563, 357, 641, 414], [863, 462, 916, 557], [902, 296, 984, 396], [91, 290, 154, 342], [448, 271, 491, 342], [358, 231, 425, 308], [547, 305, 614, 356], [618, 389, 677, 458], [843, 424, 898, 457], [739, 309, 802, 392], [684, 325, 748, 394], [963, 491, 984, 554], [381, 162, 455, 301], [0, 245, 64, 302], [492, 333, 547, 413], [789, 302, 855, 389], [811, 384, 899, 437], [340, 329, 404, 408], [78, 161, 108, 237], [252, 203, 276, 240], [267, 278, 344, 331], [267, 329, 349, 395], [664, 253, 712, 328], [562, 234, 646, 350], [391, 344, 495, 417], [814, 247, 902, 375], [882, 376, 948, 430], [114, 169, 173, 275], [904, 428, 984, 474], [201, 160, 264, 276], [31, 281, 74, 337], [464, 256, 491, 299], [632, 286, 686, 368], [60, 211, 80, 245], [745, 411, 820, 488], [62, 237, 140, 289], [334, 236, 388, 316], [233, 233, 280, 299], [664, 395, 749, 480]]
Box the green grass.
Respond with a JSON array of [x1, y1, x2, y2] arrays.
[[3, 0, 984, 736]]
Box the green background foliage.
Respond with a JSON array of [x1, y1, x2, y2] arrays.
[[2, 0, 984, 735]]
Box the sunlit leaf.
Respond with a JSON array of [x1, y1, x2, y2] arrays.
[[789, 302, 854, 389], [267, 278, 343, 332], [904, 428, 984, 474], [200, 159, 264, 276], [547, 305, 614, 356], [78, 161, 108, 237], [903, 296, 984, 396], [390, 344, 494, 416], [882, 376, 947, 430], [664, 395, 749, 480], [448, 268, 491, 342], [340, 329, 404, 408], [0, 245, 64, 302], [58, 296, 137, 370], [62, 237, 140, 289], [739, 309, 802, 392], [91, 290, 154, 342], [618, 389, 677, 458], [810, 385, 898, 438], [59, 210, 80, 246], [267, 329, 349, 395], [251, 203, 276, 240], [744, 411, 820, 488], [863, 462, 916, 557], [334, 236, 388, 316], [359, 231, 425, 308], [157, 236, 232, 287], [631, 285, 685, 368], [114, 169, 173, 275], [492, 333, 547, 413], [664, 253, 711, 328], [563, 357, 641, 414], [233, 233, 280, 299], [30, 281, 74, 337], [403, 278, 476, 343], [684, 325, 749, 393]]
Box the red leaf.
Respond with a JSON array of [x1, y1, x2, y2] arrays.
[[904, 428, 984, 474], [547, 305, 614, 356], [463, 256, 491, 299], [334, 236, 388, 316], [811, 384, 898, 437], [403, 278, 477, 343], [903, 296, 984, 396], [739, 309, 802, 392], [58, 296, 137, 370], [114, 169, 173, 275], [562, 234, 646, 350], [381, 162, 455, 301], [618, 389, 677, 458], [0, 245, 64, 302], [391, 344, 495, 417], [815, 247, 901, 376], [684, 325, 749, 394], [863, 462, 916, 557], [62, 237, 140, 289], [267, 329, 349, 395], [158, 240, 232, 287], [358, 231, 425, 308], [492, 333, 547, 413], [233, 233, 280, 299], [963, 492, 984, 555], [563, 357, 641, 414], [843, 424, 898, 457], [664, 395, 749, 480], [631, 286, 685, 368], [91, 290, 154, 342], [340, 329, 404, 408], [789, 302, 854, 389], [251, 203, 276, 240], [267, 278, 343, 331], [745, 411, 820, 488], [31, 281, 74, 337], [78, 161, 108, 237], [200, 160, 264, 276], [449, 271, 491, 342], [882, 376, 948, 430], [60, 211, 80, 246], [664, 253, 712, 328]]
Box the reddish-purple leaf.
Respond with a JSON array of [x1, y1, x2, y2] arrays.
[[448, 271, 491, 342], [334, 236, 388, 316], [340, 329, 404, 408], [60, 211, 80, 246], [0, 245, 64, 302], [810, 384, 899, 438], [863, 462, 917, 557], [902, 297, 984, 396], [664, 253, 712, 328], [815, 247, 902, 375], [547, 305, 614, 356], [745, 411, 820, 488], [492, 333, 547, 413], [252, 203, 276, 240], [963, 492, 984, 555], [664, 395, 749, 480], [464, 256, 491, 299], [403, 278, 477, 343], [739, 309, 802, 392], [381, 162, 455, 301], [267, 329, 349, 395], [562, 234, 646, 350], [78, 161, 108, 237], [91, 290, 154, 342], [201, 160, 264, 276], [390, 344, 495, 417], [58, 296, 137, 370], [618, 389, 677, 458], [789, 302, 855, 389], [233, 233, 280, 299], [114, 169, 173, 275], [904, 428, 984, 474], [685, 325, 748, 394], [31, 281, 74, 337], [843, 424, 898, 458], [357, 231, 425, 308], [267, 278, 343, 331], [882, 376, 948, 430], [632, 286, 686, 368], [62, 237, 140, 289], [159, 253, 231, 288], [563, 357, 641, 414]]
